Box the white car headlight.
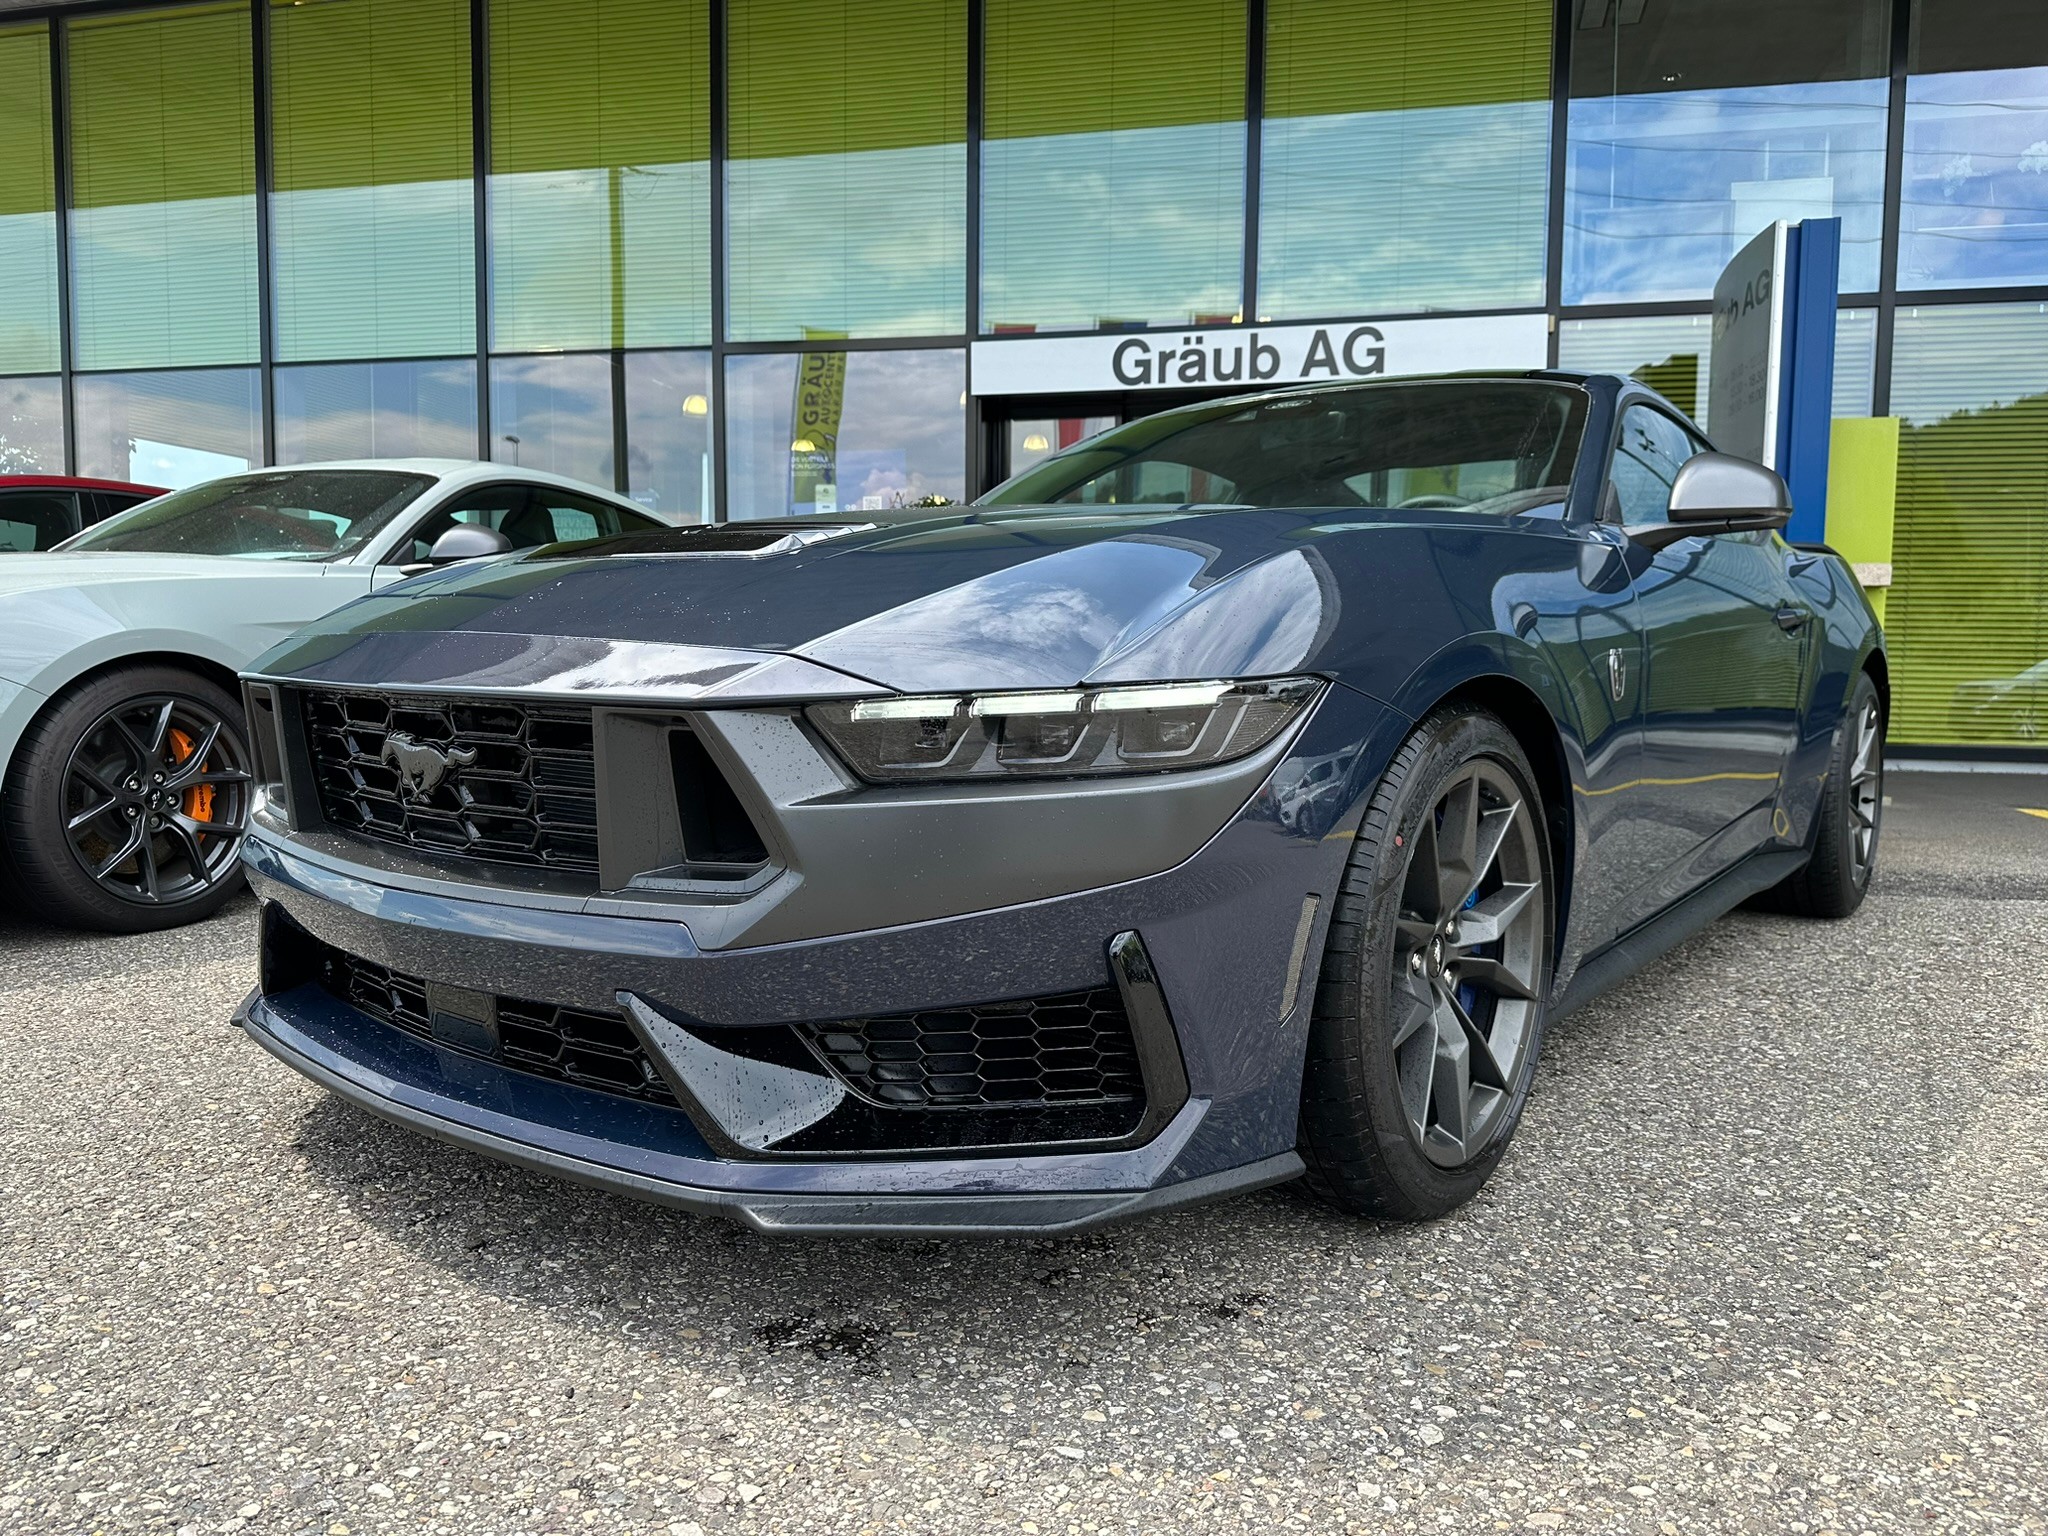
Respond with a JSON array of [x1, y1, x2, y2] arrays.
[[806, 677, 1323, 783]]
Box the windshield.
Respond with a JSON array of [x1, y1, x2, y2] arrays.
[[980, 381, 1588, 514], [62, 469, 435, 559]]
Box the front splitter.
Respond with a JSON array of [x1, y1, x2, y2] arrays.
[[235, 989, 1301, 1237]]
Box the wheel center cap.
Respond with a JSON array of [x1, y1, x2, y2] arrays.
[[1428, 936, 1446, 976]]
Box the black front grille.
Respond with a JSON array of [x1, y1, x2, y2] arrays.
[[802, 988, 1144, 1110], [299, 689, 599, 876], [319, 946, 677, 1107]]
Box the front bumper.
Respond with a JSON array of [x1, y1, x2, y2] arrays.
[[235, 984, 1299, 1234], [235, 686, 1398, 1234]]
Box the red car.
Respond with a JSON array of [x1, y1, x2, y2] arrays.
[[0, 475, 166, 553]]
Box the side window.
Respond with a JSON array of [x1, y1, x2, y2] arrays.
[[395, 486, 531, 565], [529, 490, 659, 544], [0, 492, 79, 552], [1607, 405, 1697, 525]]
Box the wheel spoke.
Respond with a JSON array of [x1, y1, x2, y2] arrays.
[[137, 834, 161, 901], [1433, 775, 1482, 918], [1429, 1002, 1473, 1159], [1456, 954, 1538, 1002], [145, 699, 176, 761], [1394, 1008, 1436, 1142], [91, 822, 145, 880], [1454, 881, 1538, 948], [164, 815, 216, 885], [163, 720, 223, 787], [1401, 811, 1445, 922], [1470, 801, 1519, 898], [66, 798, 122, 833], [1390, 969, 1436, 1049], [183, 769, 253, 788], [108, 713, 155, 771], [1445, 987, 1512, 1091]]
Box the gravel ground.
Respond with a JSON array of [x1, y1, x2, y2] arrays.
[[3, 771, 2046, 1535]]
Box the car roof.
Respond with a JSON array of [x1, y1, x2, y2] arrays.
[[228, 460, 647, 508], [0, 473, 166, 495]]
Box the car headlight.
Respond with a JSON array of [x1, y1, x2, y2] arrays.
[[806, 677, 1324, 783]]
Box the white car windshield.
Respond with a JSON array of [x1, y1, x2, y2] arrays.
[[61, 469, 435, 560]]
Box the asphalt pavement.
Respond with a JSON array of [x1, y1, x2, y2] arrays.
[[3, 771, 2046, 1535]]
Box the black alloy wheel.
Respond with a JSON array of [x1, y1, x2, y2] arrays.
[[1299, 707, 1555, 1220], [62, 694, 251, 906], [1, 664, 254, 932], [1389, 761, 1546, 1168], [1750, 669, 1885, 920]]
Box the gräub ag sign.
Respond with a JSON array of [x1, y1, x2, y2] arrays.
[[970, 313, 1550, 397]]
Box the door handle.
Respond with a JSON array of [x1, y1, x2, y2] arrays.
[[1774, 605, 1810, 633]]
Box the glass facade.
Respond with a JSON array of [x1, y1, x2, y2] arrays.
[[982, 0, 1246, 333], [622, 350, 714, 518], [270, 0, 475, 361], [725, 349, 965, 519], [74, 368, 261, 484], [0, 376, 63, 474], [1886, 304, 2048, 745], [275, 360, 479, 463], [0, 0, 2043, 746], [1565, 0, 1890, 303], [0, 26, 59, 378], [1260, 0, 1550, 319], [489, 352, 615, 488], [489, 0, 711, 351], [727, 0, 965, 339], [1898, 0, 2048, 291], [67, 4, 259, 371]]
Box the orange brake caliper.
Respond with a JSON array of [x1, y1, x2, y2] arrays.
[[166, 728, 216, 825]]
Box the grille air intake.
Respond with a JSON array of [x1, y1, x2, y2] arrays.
[[300, 689, 599, 876]]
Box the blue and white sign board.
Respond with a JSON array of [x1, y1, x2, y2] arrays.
[[970, 313, 1551, 397], [1709, 217, 1841, 543]]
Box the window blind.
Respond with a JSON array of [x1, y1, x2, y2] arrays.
[[0, 25, 59, 376], [1886, 304, 2048, 747], [1260, 0, 1550, 318], [66, 4, 257, 370], [982, 0, 1245, 332], [727, 0, 965, 340], [271, 0, 474, 361], [490, 0, 710, 351]]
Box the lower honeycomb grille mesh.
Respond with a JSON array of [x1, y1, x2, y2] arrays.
[[318, 947, 677, 1107], [801, 989, 1144, 1110]]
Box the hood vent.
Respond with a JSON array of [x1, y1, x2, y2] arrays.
[[535, 522, 875, 561]]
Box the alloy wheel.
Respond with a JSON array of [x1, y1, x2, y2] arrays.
[[1847, 697, 1883, 883], [61, 694, 252, 907], [1390, 760, 1546, 1169]]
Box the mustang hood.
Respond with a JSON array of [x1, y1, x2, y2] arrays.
[[254, 508, 1357, 695]]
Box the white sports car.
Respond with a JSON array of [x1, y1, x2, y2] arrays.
[[0, 461, 670, 933]]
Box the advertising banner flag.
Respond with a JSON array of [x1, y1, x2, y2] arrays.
[[789, 331, 847, 514]]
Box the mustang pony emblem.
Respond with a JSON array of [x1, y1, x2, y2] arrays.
[[381, 733, 477, 800]]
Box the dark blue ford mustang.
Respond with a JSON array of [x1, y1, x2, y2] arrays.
[[232, 373, 1886, 1234]]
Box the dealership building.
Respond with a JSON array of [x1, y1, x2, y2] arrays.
[[0, 0, 2043, 749]]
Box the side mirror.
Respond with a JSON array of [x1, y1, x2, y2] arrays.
[[425, 523, 514, 564], [1627, 451, 1791, 551]]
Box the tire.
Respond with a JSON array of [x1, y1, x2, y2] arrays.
[[1, 664, 254, 933], [1298, 707, 1556, 1221], [1752, 670, 1884, 920]]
